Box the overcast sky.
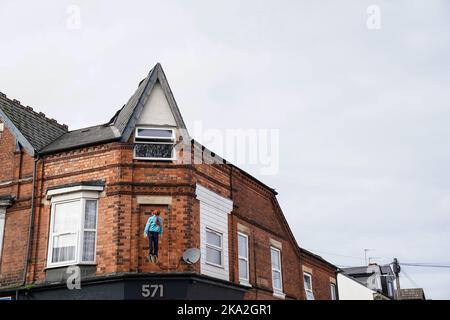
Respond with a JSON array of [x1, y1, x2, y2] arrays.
[[1, 0, 449, 299]]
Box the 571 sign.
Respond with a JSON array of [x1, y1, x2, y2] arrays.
[[141, 284, 164, 298]]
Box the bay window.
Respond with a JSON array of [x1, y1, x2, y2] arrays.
[[47, 185, 102, 268]]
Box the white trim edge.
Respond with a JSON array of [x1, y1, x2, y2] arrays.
[[47, 185, 104, 199], [273, 291, 286, 299]]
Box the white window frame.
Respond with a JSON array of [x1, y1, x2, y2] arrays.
[[0, 208, 6, 261], [46, 191, 99, 269], [237, 232, 250, 285], [304, 272, 315, 300], [135, 127, 176, 141], [330, 283, 337, 300], [270, 246, 284, 297], [133, 127, 176, 161], [205, 227, 223, 268]]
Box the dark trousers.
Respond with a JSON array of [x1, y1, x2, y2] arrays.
[[148, 231, 159, 256]]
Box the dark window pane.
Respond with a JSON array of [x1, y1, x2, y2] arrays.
[[135, 144, 173, 159], [304, 274, 312, 290]]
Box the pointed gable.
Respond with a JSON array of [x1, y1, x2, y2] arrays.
[[113, 63, 188, 142], [136, 81, 177, 127], [40, 63, 189, 154]]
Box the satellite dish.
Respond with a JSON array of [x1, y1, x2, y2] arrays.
[[182, 248, 201, 265]]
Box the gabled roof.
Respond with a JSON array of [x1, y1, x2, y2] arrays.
[[300, 248, 338, 270], [342, 264, 394, 277], [0, 93, 68, 155], [1, 63, 338, 274], [39, 124, 120, 154], [380, 265, 395, 275], [112, 63, 188, 142], [338, 272, 377, 290], [40, 63, 188, 154], [341, 266, 373, 275]]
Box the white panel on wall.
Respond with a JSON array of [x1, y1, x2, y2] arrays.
[[196, 184, 233, 281], [337, 273, 377, 300], [0, 208, 6, 260]]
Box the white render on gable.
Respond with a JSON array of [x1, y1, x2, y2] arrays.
[[196, 184, 233, 281], [137, 81, 177, 127], [337, 273, 378, 300]]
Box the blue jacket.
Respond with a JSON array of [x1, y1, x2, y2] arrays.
[[144, 215, 164, 236]]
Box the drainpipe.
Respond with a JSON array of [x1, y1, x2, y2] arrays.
[[229, 165, 235, 283], [17, 155, 39, 299]]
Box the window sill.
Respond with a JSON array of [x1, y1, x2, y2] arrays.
[[205, 261, 225, 269], [44, 264, 97, 284], [133, 157, 176, 162], [239, 280, 252, 287], [45, 262, 97, 270], [273, 291, 286, 299]]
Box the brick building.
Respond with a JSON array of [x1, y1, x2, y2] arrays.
[[0, 63, 337, 300]]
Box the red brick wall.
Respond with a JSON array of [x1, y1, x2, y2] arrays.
[[191, 158, 305, 299], [0, 123, 34, 287], [0, 131, 337, 300], [26, 143, 196, 284], [0, 121, 15, 183], [301, 251, 337, 300]]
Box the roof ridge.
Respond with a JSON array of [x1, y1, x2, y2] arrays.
[[68, 122, 112, 132], [0, 91, 68, 131]]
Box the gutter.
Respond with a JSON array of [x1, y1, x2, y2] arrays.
[[38, 137, 121, 156]]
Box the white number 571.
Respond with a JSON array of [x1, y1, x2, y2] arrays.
[[142, 284, 164, 298]]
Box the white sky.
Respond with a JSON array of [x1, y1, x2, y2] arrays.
[[1, 0, 449, 299]]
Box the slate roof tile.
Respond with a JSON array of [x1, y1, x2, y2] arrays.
[[0, 93, 68, 151]]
